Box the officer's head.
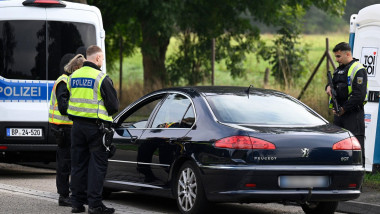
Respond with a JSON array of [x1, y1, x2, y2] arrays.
[[64, 54, 85, 74], [60, 53, 75, 75], [333, 42, 353, 66], [86, 45, 104, 68]]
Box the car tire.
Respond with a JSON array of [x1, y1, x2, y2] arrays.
[[175, 161, 209, 214], [301, 201, 339, 214]]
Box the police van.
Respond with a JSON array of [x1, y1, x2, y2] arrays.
[[0, 0, 105, 162]]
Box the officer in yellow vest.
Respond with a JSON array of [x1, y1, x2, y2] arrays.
[[326, 42, 368, 165], [67, 45, 119, 214], [49, 53, 85, 207]]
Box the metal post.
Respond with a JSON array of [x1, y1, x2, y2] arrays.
[[326, 38, 329, 73], [119, 36, 123, 102], [211, 38, 215, 86]]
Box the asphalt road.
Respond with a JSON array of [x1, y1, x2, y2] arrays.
[[0, 163, 348, 214]]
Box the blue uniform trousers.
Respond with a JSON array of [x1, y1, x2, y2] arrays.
[[70, 120, 108, 208]]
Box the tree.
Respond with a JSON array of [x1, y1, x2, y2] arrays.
[[87, 0, 346, 91], [167, 0, 346, 87]]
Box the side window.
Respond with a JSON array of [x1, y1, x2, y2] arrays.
[[180, 105, 195, 128], [122, 98, 162, 128], [48, 21, 96, 80], [0, 21, 46, 80], [152, 94, 194, 128]]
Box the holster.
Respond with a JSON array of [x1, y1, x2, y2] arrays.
[[51, 127, 65, 148], [99, 122, 116, 158]]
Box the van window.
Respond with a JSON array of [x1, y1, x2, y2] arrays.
[[0, 21, 46, 80], [0, 20, 96, 81]]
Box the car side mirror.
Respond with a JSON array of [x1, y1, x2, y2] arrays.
[[115, 128, 132, 137]]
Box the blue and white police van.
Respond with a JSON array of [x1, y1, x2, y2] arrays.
[[0, 0, 105, 162]]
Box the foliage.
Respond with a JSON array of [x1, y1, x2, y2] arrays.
[[86, 0, 346, 90], [167, 0, 345, 87], [87, 0, 141, 73], [364, 172, 380, 190], [259, 5, 309, 88]]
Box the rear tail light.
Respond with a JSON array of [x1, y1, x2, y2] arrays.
[[23, 0, 66, 7], [0, 146, 7, 150], [332, 137, 361, 150], [214, 136, 276, 150]]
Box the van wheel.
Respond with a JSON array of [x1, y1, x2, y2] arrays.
[[175, 161, 208, 214], [301, 201, 339, 214]]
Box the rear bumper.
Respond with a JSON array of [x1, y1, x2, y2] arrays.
[[0, 121, 57, 162], [214, 189, 361, 203], [199, 165, 364, 203]]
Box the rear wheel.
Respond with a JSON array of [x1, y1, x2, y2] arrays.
[[301, 201, 339, 214], [175, 161, 208, 214]]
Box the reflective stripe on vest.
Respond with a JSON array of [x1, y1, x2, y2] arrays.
[[329, 61, 368, 109], [49, 74, 73, 125], [67, 66, 113, 122], [347, 61, 368, 104]]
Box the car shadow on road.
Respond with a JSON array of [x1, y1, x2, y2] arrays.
[[107, 191, 302, 214]]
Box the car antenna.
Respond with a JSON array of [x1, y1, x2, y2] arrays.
[[246, 84, 254, 98]]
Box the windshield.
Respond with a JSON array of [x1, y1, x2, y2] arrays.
[[206, 93, 326, 126]]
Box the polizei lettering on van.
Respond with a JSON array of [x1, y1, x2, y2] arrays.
[[0, 86, 41, 97], [71, 78, 95, 89], [0, 77, 53, 102]]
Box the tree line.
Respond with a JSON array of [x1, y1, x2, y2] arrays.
[[70, 0, 353, 92]]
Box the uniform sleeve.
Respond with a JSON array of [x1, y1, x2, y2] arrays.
[[56, 82, 70, 115], [100, 76, 119, 116], [342, 68, 368, 112]]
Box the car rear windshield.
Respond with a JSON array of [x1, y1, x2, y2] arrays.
[[0, 20, 95, 80], [206, 93, 326, 126]]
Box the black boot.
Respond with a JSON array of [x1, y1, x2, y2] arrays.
[[58, 195, 72, 207], [88, 204, 115, 214]]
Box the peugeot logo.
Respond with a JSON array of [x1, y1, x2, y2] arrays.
[[301, 148, 310, 158]]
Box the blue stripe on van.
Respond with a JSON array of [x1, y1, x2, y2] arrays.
[[0, 76, 54, 102], [374, 104, 380, 164]]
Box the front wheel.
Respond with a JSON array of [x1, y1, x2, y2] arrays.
[[175, 161, 208, 214], [301, 201, 339, 214]]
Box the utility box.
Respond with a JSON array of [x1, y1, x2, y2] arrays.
[[350, 4, 380, 171]]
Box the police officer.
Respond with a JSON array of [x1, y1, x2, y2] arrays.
[[67, 45, 119, 214], [49, 53, 84, 207], [326, 42, 368, 165]]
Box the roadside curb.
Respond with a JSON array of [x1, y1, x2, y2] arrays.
[[337, 201, 380, 214]]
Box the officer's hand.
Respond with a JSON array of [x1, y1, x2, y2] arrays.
[[326, 86, 332, 97], [333, 107, 345, 116]]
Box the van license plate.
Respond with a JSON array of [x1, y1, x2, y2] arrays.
[[6, 128, 42, 137], [279, 176, 329, 188]]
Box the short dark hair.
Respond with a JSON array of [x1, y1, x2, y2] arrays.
[[86, 45, 102, 58], [333, 42, 351, 52]]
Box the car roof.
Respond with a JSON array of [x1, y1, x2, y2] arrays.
[[151, 86, 286, 97]]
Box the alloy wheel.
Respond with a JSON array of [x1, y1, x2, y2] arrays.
[[177, 167, 197, 212]]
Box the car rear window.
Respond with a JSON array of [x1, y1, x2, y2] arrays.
[[0, 20, 95, 80], [206, 94, 326, 126]]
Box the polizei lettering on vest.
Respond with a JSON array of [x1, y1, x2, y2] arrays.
[[71, 78, 95, 89]]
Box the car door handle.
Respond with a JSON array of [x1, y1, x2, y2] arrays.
[[131, 136, 138, 143], [169, 137, 181, 145]]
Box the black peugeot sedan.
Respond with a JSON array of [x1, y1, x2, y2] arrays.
[[104, 86, 364, 214]]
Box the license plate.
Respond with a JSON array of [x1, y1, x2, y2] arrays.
[[6, 128, 43, 137], [279, 176, 330, 188]]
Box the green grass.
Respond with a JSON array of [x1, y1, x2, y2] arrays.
[[108, 33, 349, 120], [364, 172, 380, 190]]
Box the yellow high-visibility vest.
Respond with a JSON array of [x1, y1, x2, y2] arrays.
[[67, 66, 113, 122], [49, 74, 73, 125], [329, 61, 368, 109]]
